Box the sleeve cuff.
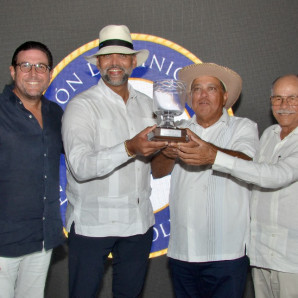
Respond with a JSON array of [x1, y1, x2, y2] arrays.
[[212, 151, 236, 173]]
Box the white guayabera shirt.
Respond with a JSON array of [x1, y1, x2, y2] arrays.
[[62, 79, 156, 237], [168, 109, 259, 262], [213, 125, 298, 273]]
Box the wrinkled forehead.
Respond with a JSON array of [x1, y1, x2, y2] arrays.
[[191, 75, 226, 91], [273, 75, 298, 95]]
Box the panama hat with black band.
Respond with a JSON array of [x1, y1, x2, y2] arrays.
[[85, 24, 149, 67]]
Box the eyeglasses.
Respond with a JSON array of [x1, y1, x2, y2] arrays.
[[16, 62, 51, 74], [270, 95, 298, 106]]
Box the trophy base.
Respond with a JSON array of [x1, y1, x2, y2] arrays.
[[148, 127, 188, 142]]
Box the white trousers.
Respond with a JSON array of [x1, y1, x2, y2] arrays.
[[252, 267, 298, 298], [0, 249, 52, 298]]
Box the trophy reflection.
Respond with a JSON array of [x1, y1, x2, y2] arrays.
[[148, 79, 188, 142]]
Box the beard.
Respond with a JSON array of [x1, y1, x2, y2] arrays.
[[13, 80, 47, 102], [100, 65, 133, 87]]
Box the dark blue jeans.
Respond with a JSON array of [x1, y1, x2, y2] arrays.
[[169, 256, 249, 298], [68, 224, 153, 298]]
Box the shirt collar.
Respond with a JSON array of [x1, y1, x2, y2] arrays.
[[2, 84, 48, 110], [2, 84, 18, 104], [273, 124, 298, 137], [189, 108, 230, 128], [98, 78, 137, 101]]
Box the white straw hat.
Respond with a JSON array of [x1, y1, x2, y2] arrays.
[[85, 25, 149, 67], [178, 63, 242, 109]]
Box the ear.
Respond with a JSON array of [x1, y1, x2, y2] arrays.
[[49, 69, 53, 81], [96, 56, 101, 70], [132, 55, 137, 68], [9, 66, 16, 81], [223, 92, 228, 106], [187, 91, 192, 108]]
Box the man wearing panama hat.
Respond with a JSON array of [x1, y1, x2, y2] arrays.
[[152, 63, 259, 297], [62, 25, 167, 297]]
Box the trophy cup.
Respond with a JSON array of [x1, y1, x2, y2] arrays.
[[148, 79, 188, 142]]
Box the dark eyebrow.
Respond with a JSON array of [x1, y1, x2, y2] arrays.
[[191, 83, 222, 89]]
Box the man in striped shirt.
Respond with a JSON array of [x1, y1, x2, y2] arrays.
[[152, 63, 259, 298]]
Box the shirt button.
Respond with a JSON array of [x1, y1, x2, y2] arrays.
[[44, 196, 46, 200], [43, 217, 45, 220], [44, 153, 47, 157], [29, 115, 32, 118], [44, 175, 47, 179]]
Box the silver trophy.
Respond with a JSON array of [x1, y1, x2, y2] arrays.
[[148, 79, 188, 142]]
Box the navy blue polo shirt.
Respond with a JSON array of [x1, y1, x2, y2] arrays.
[[0, 85, 65, 257]]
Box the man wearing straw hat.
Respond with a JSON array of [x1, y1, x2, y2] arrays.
[[152, 63, 259, 297], [62, 25, 167, 297], [174, 74, 298, 298]]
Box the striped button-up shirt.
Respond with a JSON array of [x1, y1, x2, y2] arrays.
[[167, 109, 259, 262], [214, 125, 298, 273], [62, 79, 156, 237]]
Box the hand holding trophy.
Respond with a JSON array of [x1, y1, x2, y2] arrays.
[[148, 79, 188, 142]]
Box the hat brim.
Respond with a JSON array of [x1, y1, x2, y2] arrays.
[[178, 63, 242, 109], [85, 46, 149, 67]]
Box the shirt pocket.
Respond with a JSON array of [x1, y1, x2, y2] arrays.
[[97, 196, 138, 224], [259, 225, 288, 256], [97, 118, 114, 130], [96, 119, 128, 147], [133, 117, 156, 133]]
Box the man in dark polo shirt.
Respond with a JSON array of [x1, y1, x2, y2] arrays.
[[0, 41, 65, 297]]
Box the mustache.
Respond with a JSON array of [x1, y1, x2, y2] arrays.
[[107, 65, 125, 71], [276, 109, 296, 114]]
